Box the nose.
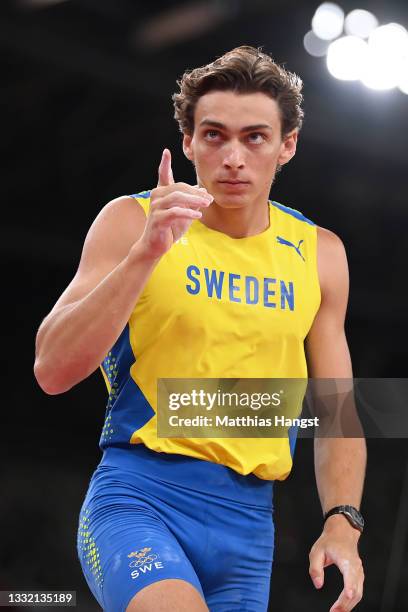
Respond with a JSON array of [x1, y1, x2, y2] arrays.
[[222, 141, 245, 170]]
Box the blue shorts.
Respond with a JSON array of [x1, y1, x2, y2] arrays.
[[77, 445, 274, 611]]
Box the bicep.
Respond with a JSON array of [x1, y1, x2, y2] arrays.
[[305, 227, 353, 377], [50, 196, 147, 313]]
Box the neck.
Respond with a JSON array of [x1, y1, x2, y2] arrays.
[[199, 199, 270, 238]]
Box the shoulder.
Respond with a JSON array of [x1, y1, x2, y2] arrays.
[[100, 193, 148, 219], [79, 194, 149, 267], [127, 190, 152, 216], [316, 225, 347, 260], [316, 226, 349, 301], [270, 200, 316, 227], [90, 193, 148, 234]]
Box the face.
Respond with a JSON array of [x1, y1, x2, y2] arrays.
[[183, 90, 298, 209]]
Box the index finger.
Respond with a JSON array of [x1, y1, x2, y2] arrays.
[[157, 148, 175, 187], [309, 545, 326, 589]]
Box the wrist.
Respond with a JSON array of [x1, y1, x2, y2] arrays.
[[323, 513, 361, 540], [127, 240, 161, 267], [324, 504, 364, 535]]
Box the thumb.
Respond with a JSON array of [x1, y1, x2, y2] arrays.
[[309, 548, 326, 589], [157, 148, 175, 187]]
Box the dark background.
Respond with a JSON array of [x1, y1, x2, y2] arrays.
[[1, 0, 408, 610]]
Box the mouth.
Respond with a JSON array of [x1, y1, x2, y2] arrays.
[[218, 180, 249, 184], [218, 179, 249, 195]]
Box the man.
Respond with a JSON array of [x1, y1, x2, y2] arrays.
[[34, 46, 366, 611]]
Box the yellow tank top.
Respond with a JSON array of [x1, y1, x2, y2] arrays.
[[99, 190, 321, 480]]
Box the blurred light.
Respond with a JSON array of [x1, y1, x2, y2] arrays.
[[344, 9, 378, 38], [303, 30, 331, 57], [361, 24, 408, 90], [398, 57, 408, 94], [398, 76, 408, 95], [312, 3, 345, 41], [18, 0, 69, 7], [326, 36, 368, 80], [309, 6, 408, 94], [368, 23, 408, 58], [133, 1, 228, 50], [361, 56, 400, 90]]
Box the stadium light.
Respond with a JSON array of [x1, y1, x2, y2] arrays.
[[398, 75, 408, 95], [369, 23, 408, 56], [326, 36, 368, 81], [303, 30, 331, 57], [311, 3, 344, 41], [305, 5, 408, 95], [344, 9, 378, 38], [361, 23, 408, 90]]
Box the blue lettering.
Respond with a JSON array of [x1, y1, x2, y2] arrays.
[[280, 280, 295, 310], [229, 273, 241, 303], [204, 268, 224, 299], [264, 278, 276, 308], [245, 276, 259, 305], [186, 266, 294, 311], [186, 265, 200, 295]]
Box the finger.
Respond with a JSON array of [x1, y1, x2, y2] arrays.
[[194, 184, 211, 193], [157, 149, 175, 187], [153, 190, 213, 211], [151, 183, 212, 203], [329, 561, 363, 612], [156, 206, 203, 225], [309, 547, 326, 589], [329, 586, 363, 612]]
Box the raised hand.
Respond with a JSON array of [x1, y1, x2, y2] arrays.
[[139, 149, 213, 259]]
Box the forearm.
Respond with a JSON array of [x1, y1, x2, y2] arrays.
[[314, 437, 367, 514], [310, 438, 366, 608], [34, 243, 157, 394]]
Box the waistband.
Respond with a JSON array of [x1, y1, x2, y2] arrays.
[[99, 444, 274, 508]]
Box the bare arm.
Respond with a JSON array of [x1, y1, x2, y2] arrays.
[[305, 226, 366, 612], [34, 196, 155, 394], [306, 227, 366, 515], [34, 150, 213, 395]]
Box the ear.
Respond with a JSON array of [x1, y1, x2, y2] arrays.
[[277, 130, 298, 166], [183, 133, 194, 161]]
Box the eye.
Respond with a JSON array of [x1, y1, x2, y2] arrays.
[[247, 132, 266, 144], [204, 129, 221, 140]]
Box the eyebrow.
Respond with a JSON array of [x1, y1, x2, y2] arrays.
[[199, 119, 273, 132]]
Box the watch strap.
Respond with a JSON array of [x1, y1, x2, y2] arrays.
[[324, 505, 364, 532]]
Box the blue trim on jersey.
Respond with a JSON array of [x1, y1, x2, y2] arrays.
[[288, 424, 299, 458], [129, 191, 151, 199], [271, 201, 315, 226], [129, 193, 314, 228], [100, 325, 155, 449], [101, 324, 135, 404]]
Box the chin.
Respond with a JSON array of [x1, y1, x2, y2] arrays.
[[213, 195, 249, 209], [210, 186, 251, 208]]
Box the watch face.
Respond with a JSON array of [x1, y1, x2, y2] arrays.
[[346, 506, 364, 530]]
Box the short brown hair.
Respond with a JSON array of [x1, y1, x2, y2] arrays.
[[172, 45, 304, 138]]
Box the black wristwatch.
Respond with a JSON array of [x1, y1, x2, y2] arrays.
[[324, 505, 364, 533]]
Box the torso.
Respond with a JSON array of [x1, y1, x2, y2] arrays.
[[99, 191, 321, 480]]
